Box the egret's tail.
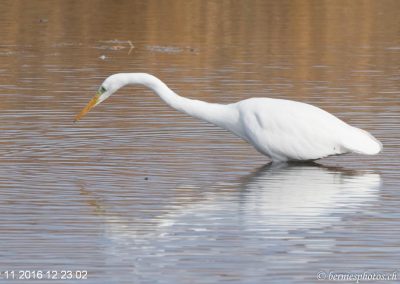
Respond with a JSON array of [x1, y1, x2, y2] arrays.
[[342, 127, 382, 155]]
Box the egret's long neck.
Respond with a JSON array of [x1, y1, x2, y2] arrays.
[[118, 73, 241, 136]]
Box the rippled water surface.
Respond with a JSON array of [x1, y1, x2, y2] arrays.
[[1, 0, 400, 283]]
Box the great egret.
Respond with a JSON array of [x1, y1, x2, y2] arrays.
[[75, 73, 382, 161]]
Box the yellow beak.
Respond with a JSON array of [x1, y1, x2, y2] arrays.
[[74, 92, 101, 122]]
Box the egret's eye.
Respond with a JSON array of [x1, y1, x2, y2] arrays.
[[99, 86, 107, 94]]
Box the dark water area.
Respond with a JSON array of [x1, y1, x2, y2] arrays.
[[0, 0, 399, 283]]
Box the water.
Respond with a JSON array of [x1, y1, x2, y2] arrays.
[[0, 0, 399, 283]]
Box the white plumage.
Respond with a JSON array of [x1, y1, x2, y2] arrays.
[[234, 98, 382, 161], [75, 73, 382, 162]]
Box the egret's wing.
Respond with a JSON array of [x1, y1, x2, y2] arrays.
[[238, 99, 349, 160], [341, 127, 382, 155]]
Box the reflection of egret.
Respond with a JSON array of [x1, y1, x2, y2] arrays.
[[75, 73, 382, 161], [96, 163, 380, 239], [87, 164, 380, 282], [238, 162, 381, 228]]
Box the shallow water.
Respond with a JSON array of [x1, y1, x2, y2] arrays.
[[0, 0, 400, 283]]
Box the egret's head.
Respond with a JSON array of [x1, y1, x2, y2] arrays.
[[74, 77, 118, 122]]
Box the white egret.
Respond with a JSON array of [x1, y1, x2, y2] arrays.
[[75, 73, 382, 161]]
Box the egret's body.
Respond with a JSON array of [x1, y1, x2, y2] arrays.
[[75, 73, 382, 161]]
